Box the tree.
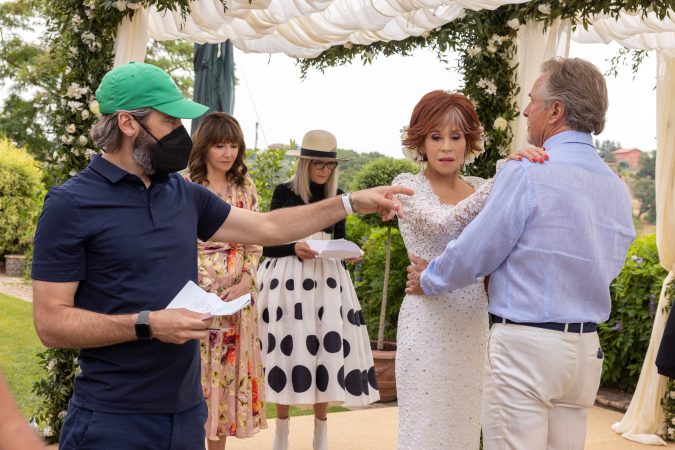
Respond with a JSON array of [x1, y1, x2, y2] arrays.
[[0, 3, 194, 165], [633, 177, 656, 224], [336, 148, 388, 191], [594, 139, 620, 163], [637, 150, 656, 179], [351, 157, 418, 350]]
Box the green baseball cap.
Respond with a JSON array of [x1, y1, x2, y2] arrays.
[[95, 61, 208, 119]]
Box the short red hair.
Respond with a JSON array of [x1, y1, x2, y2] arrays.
[[403, 90, 483, 160]]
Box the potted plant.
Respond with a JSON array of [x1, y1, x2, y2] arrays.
[[351, 157, 418, 401]]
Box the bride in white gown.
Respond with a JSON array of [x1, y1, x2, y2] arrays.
[[393, 90, 545, 450]]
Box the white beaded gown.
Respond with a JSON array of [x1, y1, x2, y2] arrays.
[[392, 171, 494, 450]]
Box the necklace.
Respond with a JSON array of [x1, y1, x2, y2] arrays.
[[207, 184, 227, 199]]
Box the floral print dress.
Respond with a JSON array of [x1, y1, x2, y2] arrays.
[[195, 175, 267, 441]]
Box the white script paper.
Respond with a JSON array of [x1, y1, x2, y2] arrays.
[[166, 280, 250, 316], [306, 239, 363, 259]]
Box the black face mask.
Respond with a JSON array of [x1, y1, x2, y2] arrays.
[[138, 122, 193, 175]]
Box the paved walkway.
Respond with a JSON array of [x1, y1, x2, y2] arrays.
[[6, 276, 671, 449], [218, 406, 675, 449]]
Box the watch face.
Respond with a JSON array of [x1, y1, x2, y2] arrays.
[[135, 323, 152, 339], [135, 311, 152, 339]]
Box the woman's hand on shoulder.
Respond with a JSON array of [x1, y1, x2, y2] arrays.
[[509, 147, 548, 164], [295, 242, 319, 260]]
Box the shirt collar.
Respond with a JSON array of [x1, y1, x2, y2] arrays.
[[89, 154, 128, 184], [543, 130, 594, 151]]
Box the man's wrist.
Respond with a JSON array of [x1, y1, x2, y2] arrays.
[[341, 193, 354, 215]]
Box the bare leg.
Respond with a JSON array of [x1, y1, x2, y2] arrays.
[[313, 402, 328, 421], [276, 404, 290, 419]]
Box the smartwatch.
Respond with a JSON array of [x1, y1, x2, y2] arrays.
[[135, 310, 153, 340]]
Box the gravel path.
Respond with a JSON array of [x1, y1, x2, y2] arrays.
[[0, 273, 32, 302]]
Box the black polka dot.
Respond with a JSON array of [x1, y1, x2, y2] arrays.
[[318, 307, 324, 320], [368, 366, 378, 390], [323, 331, 342, 353], [340, 306, 343, 318], [262, 308, 269, 323], [343, 339, 351, 358], [291, 365, 312, 393], [297, 257, 303, 262], [268, 366, 286, 393], [270, 278, 279, 290], [267, 333, 276, 354], [265, 260, 271, 269], [357, 310, 365, 326], [302, 279, 315, 291], [345, 369, 363, 396], [314, 280, 318, 288], [259, 281, 264, 291], [337, 366, 345, 389], [361, 370, 370, 395], [285, 279, 295, 291], [347, 309, 357, 325], [316, 365, 329, 392], [276, 307, 283, 321], [306, 335, 319, 356], [259, 339, 263, 351], [327, 277, 337, 289], [273, 260, 278, 268], [340, 286, 343, 293], [280, 335, 293, 356], [294, 303, 303, 320]]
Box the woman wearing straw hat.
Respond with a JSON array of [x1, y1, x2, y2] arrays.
[[257, 130, 380, 450]]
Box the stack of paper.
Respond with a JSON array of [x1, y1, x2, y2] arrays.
[[306, 239, 363, 259], [166, 280, 250, 316]]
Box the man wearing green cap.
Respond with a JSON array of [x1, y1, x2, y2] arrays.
[[31, 62, 411, 449]]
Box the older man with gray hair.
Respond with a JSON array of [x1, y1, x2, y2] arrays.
[[406, 57, 635, 449]]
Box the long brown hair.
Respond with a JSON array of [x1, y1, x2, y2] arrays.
[[188, 112, 248, 187]]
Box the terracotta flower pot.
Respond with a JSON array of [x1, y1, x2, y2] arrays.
[[371, 340, 397, 402]]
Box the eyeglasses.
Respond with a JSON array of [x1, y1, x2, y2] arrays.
[[312, 161, 339, 170]]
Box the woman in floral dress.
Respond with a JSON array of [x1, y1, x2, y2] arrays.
[[187, 112, 266, 449]]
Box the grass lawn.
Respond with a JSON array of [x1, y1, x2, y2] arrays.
[[0, 293, 348, 420], [266, 403, 348, 419], [0, 293, 46, 417]]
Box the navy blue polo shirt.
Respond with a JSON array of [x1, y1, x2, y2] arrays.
[[32, 155, 230, 414]]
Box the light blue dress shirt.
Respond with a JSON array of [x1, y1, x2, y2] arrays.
[[420, 130, 636, 323]]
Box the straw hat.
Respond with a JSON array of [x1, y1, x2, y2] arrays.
[[286, 130, 349, 161]]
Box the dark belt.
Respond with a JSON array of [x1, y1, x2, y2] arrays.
[[489, 314, 598, 333]]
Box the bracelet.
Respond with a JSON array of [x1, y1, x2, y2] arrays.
[[341, 193, 354, 215]]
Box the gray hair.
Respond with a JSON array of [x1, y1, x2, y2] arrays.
[[90, 108, 153, 153], [540, 58, 608, 135], [289, 158, 339, 204]]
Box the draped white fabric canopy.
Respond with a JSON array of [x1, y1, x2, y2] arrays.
[[113, 2, 675, 445], [115, 1, 675, 60]]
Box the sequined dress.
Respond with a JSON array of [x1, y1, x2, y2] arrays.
[[392, 172, 494, 450]]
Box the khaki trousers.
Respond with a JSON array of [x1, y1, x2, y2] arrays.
[[481, 323, 603, 450]]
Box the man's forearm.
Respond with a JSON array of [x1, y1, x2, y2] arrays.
[[262, 196, 346, 245], [35, 305, 137, 349]]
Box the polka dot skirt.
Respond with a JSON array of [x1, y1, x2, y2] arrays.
[[257, 233, 380, 406]]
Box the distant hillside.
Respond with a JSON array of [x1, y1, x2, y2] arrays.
[[336, 148, 391, 191]]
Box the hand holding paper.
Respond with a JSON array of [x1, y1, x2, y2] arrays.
[[166, 281, 251, 316], [306, 239, 364, 259]]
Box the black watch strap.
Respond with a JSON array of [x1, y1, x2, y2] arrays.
[[135, 310, 152, 340]]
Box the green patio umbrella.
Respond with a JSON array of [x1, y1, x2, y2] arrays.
[[191, 40, 235, 133]]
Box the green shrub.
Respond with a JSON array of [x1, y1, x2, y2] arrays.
[[353, 226, 409, 341], [0, 140, 44, 255], [599, 234, 668, 392]]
